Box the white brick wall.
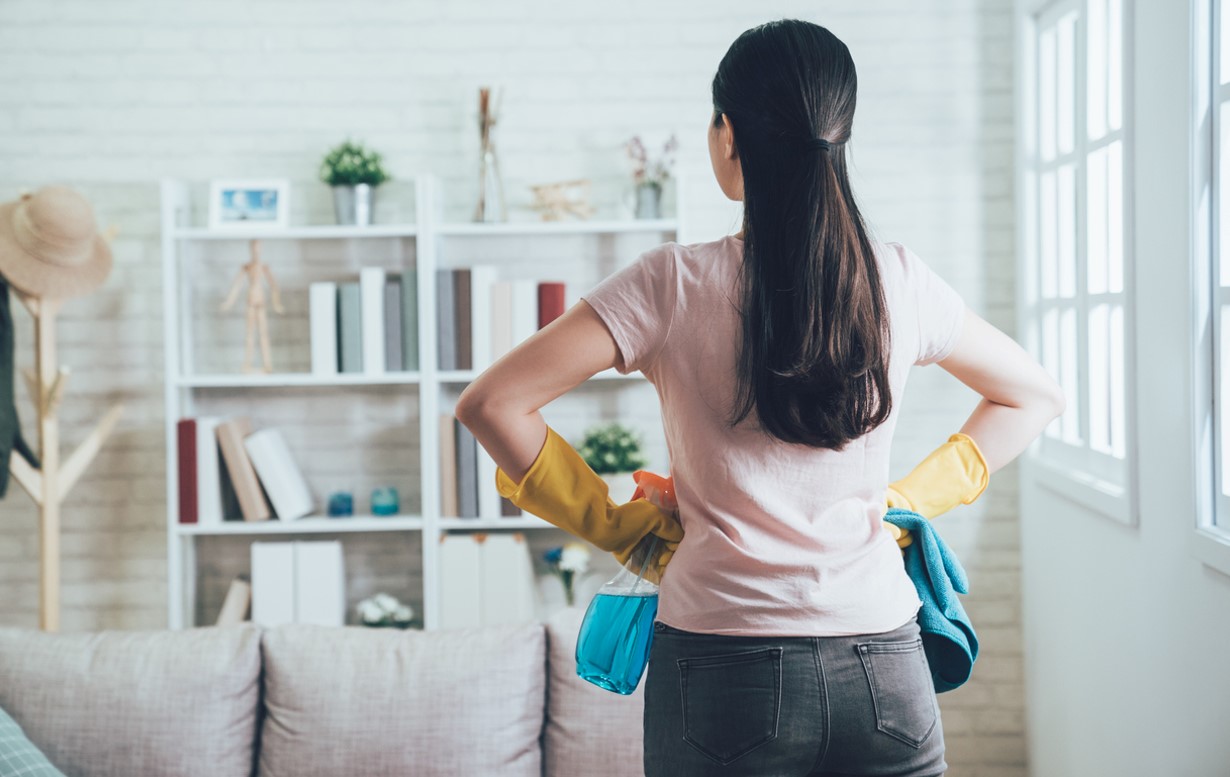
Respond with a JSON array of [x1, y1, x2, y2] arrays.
[[0, 1, 1019, 774]]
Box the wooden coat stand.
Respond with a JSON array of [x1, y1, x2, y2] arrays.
[[7, 290, 122, 632]]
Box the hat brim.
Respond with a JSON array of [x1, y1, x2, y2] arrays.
[[0, 199, 113, 299]]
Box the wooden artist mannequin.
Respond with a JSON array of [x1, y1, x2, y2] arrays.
[[220, 239, 283, 373]]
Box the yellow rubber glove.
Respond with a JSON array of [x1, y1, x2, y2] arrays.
[[885, 432, 990, 549], [495, 425, 683, 584]]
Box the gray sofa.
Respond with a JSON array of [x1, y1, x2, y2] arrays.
[[0, 606, 645, 777]]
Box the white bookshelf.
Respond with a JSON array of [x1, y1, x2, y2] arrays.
[[160, 174, 683, 630]]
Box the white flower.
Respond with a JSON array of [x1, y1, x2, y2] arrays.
[[559, 542, 591, 574], [358, 599, 384, 623], [374, 592, 399, 613], [394, 604, 413, 622]]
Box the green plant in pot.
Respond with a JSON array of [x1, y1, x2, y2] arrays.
[[576, 422, 648, 505], [320, 139, 390, 227]]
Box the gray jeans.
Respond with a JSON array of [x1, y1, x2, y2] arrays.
[[643, 614, 946, 776]]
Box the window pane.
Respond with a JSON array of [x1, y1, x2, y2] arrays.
[[1041, 170, 1059, 298], [1058, 163, 1077, 298], [1108, 140, 1124, 293], [1108, 0, 1122, 131], [1044, 308, 1061, 439], [1222, 308, 1230, 496], [1088, 145, 1109, 294], [1040, 25, 1057, 162], [1221, 102, 1230, 288], [1058, 13, 1076, 154], [1221, 0, 1230, 86], [1088, 0, 1108, 140], [1061, 307, 1082, 444], [1089, 303, 1111, 453], [1110, 304, 1125, 459]]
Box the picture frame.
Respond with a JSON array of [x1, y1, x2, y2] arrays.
[[208, 179, 290, 230]]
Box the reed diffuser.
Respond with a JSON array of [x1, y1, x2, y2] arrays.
[[473, 85, 507, 222]]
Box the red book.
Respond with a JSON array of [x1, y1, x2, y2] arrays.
[[176, 419, 198, 524], [538, 282, 565, 329]]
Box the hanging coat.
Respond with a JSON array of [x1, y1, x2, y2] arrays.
[[0, 277, 40, 498]]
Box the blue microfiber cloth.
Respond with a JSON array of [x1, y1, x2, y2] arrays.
[[883, 507, 979, 693]]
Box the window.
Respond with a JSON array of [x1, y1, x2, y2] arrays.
[[1196, 0, 1230, 564], [1022, 0, 1134, 522]]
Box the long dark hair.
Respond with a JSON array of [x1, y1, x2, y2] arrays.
[[713, 19, 891, 450]]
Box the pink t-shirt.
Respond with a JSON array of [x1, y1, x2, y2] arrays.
[[580, 234, 966, 637]]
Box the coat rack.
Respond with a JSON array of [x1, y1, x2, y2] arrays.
[[7, 289, 122, 632]]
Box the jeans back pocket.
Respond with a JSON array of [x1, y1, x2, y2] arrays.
[[676, 646, 782, 765], [856, 637, 938, 748]]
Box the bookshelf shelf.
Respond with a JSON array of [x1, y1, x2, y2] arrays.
[[176, 516, 426, 535], [173, 224, 420, 241], [177, 372, 423, 388], [161, 174, 683, 632]]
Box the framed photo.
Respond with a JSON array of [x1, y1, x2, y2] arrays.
[[208, 179, 290, 230]]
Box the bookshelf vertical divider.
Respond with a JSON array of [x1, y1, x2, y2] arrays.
[[160, 173, 684, 631]]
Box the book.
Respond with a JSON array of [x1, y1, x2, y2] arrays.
[[470, 265, 498, 370], [295, 541, 344, 627], [436, 270, 456, 370], [476, 446, 500, 520], [384, 277, 403, 372], [490, 280, 514, 361], [360, 267, 386, 375], [510, 279, 538, 349], [439, 412, 458, 517], [195, 416, 224, 526], [215, 417, 272, 522], [401, 268, 419, 370], [455, 417, 478, 518], [438, 533, 482, 630], [478, 533, 535, 626], [176, 419, 198, 524], [309, 281, 339, 376], [251, 542, 295, 627], [219, 455, 243, 521], [454, 268, 472, 370], [243, 428, 313, 521], [216, 575, 251, 625], [538, 282, 566, 329], [337, 282, 363, 373]]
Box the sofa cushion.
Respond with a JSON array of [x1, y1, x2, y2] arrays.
[[0, 624, 261, 777], [258, 623, 545, 777], [544, 606, 645, 777], [0, 703, 66, 776]]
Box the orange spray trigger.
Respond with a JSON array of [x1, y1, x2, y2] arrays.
[[631, 469, 677, 512]]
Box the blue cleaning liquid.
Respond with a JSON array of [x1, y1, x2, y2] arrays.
[[575, 591, 659, 694]]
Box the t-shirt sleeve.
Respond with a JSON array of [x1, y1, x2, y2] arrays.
[[896, 244, 966, 366], [580, 243, 678, 375]]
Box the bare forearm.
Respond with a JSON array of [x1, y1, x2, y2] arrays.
[[958, 397, 1057, 474]]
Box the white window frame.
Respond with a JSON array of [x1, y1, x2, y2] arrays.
[[1018, 0, 1138, 525], [1191, 0, 1230, 575]]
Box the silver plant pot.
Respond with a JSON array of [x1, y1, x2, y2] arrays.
[[332, 184, 378, 226], [635, 182, 662, 220]]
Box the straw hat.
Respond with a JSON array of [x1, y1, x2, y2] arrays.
[[0, 185, 112, 299]]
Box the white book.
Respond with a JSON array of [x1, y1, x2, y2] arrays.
[[438, 533, 482, 630], [195, 416, 224, 526], [479, 533, 535, 626], [244, 428, 313, 521], [359, 267, 386, 375], [295, 541, 345, 627], [215, 576, 251, 625], [470, 265, 498, 370], [251, 542, 296, 627], [510, 279, 538, 349], [490, 280, 514, 360], [476, 447, 500, 520], [309, 282, 338, 376]]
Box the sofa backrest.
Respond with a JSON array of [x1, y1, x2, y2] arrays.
[[0, 624, 261, 777], [257, 621, 546, 777]]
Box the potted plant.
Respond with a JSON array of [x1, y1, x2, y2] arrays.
[[543, 542, 591, 607], [625, 134, 678, 219], [356, 592, 416, 629], [319, 139, 390, 227], [577, 422, 648, 505]]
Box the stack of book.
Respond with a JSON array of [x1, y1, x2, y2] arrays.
[[436, 266, 566, 371], [250, 540, 345, 627], [310, 267, 418, 376], [439, 411, 520, 519], [437, 532, 536, 629], [176, 417, 314, 524]]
